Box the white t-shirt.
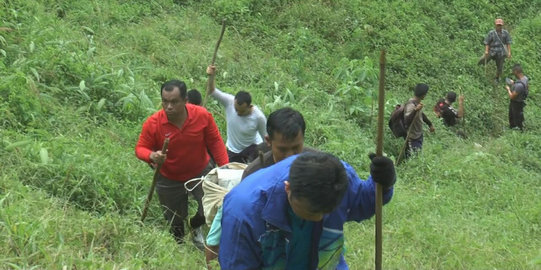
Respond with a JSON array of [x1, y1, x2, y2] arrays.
[[212, 88, 267, 153]]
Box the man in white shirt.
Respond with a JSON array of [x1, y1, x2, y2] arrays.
[[207, 65, 267, 163]]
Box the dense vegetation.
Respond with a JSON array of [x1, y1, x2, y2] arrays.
[[1, 0, 540, 269]]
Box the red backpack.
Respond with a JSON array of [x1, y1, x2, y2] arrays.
[[434, 98, 446, 117]]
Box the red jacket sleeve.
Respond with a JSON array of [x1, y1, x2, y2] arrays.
[[204, 112, 229, 166], [135, 116, 157, 163]]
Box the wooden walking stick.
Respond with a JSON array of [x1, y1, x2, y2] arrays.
[[459, 87, 466, 137], [203, 19, 226, 107], [395, 110, 420, 165], [258, 150, 265, 166], [375, 49, 386, 270], [141, 138, 170, 222]]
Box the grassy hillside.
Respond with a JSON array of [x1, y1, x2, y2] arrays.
[[1, 0, 540, 269]]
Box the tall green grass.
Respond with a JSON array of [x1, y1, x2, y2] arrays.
[[1, 0, 540, 268]]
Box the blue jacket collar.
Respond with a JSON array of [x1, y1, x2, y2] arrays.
[[260, 174, 292, 233]]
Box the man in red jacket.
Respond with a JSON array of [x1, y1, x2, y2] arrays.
[[135, 79, 228, 246]]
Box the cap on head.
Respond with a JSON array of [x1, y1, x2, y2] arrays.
[[414, 83, 429, 97], [495, 18, 504, 25]]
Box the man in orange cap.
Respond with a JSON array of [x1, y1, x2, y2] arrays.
[[478, 18, 512, 83]]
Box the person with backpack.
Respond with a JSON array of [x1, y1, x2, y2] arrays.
[[505, 63, 529, 130], [478, 18, 512, 84], [404, 83, 435, 158], [218, 152, 396, 269], [434, 91, 464, 127], [241, 107, 317, 178]]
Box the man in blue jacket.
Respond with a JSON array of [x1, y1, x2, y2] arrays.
[[219, 152, 396, 269]]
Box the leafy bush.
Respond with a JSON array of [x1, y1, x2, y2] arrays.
[[1, 0, 540, 268], [0, 72, 42, 129]]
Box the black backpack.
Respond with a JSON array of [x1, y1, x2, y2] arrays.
[[388, 104, 407, 138], [515, 80, 529, 100]]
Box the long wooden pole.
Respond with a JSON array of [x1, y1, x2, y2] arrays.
[[375, 50, 386, 270], [396, 110, 420, 165], [141, 138, 170, 222], [203, 20, 226, 107]]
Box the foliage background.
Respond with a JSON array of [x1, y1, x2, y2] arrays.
[[1, 0, 540, 269]]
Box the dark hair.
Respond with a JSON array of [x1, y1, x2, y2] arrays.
[[234, 91, 252, 106], [161, 80, 187, 99], [414, 83, 429, 98], [512, 63, 523, 74], [289, 152, 348, 213], [446, 91, 457, 103], [267, 107, 306, 140], [187, 89, 202, 105]]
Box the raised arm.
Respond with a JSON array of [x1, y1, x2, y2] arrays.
[[343, 156, 395, 221], [206, 65, 217, 96]]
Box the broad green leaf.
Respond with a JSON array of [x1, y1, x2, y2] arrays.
[[77, 104, 90, 113], [39, 147, 49, 164], [139, 91, 153, 109], [97, 98, 106, 110], [30, 67, 40, 82], [79, 80, 86, 91], [81, 26, 94, 35], [5, 140, 32, 150]]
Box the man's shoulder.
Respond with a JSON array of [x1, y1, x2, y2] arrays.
[[227, 159, 289, 208], [407, 97, 418, 104], [404, 98, 417, 110], [187, 103, 208, 113], [519, 77, 529, 86], [514, 79, 528, 92], [187, 104, 213, 119], [252, 106, 266, 119], [242, 152, 273, 179]]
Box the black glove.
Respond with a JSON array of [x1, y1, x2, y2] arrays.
[[369, 153, 396, 189]]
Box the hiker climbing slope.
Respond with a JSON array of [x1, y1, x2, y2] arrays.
[[135, 80, 228, 248], [434, 91, 464, 127], [207, 65, 267, 163], [204, 107, 316, 266], [219, 152, 396, 269], [505, 63, 529, 131], [404, 83, 435, 158], [478, 18, 512, 84]]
